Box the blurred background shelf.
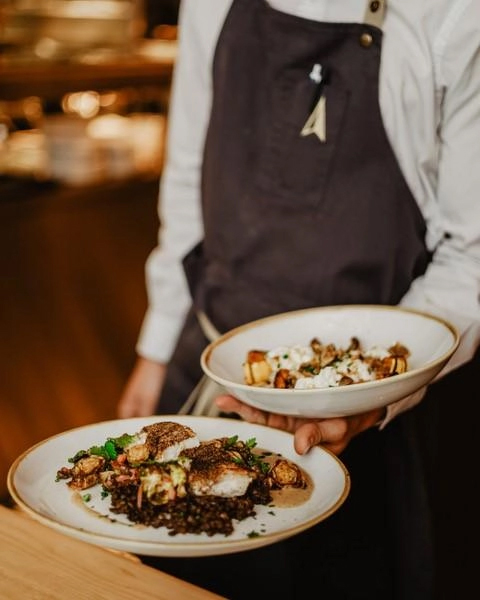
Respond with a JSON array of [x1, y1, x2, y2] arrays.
[[0, 53, 174, 101], [0, 0, 178, 183]]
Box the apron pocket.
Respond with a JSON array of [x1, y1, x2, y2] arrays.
[[254, 70, 350, 210]]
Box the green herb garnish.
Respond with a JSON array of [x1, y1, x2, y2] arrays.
[[225, 435, 239, 448], [68, 432, 136, 463], [247, 531, 261, 538]]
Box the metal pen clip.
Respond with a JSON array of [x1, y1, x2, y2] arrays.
[[308, 63, 329, 110], [309, 63, 323, 84], [301, 63, 329, 142]]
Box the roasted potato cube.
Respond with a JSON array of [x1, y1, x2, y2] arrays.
[[243, 350, 272, 385], [125, 444, 149, 464]]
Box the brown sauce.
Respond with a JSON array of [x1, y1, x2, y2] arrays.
[[72, 490, 135, 526]]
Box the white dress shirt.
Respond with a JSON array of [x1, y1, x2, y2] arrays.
[[136, 0, 480, 422]]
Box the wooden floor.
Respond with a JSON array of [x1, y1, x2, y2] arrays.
[[0, 175, 477, 599]]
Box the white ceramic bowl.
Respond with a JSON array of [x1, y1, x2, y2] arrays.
[[200, 305, 459, 418]]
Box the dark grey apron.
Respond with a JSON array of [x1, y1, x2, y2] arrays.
[[152, 1, 435, 598]]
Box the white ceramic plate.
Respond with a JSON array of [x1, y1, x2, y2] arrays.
[[201, 305, 459, 418], [7, 416, 350, 557]]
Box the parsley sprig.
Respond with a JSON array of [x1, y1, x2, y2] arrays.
[[225, 436, 270, 473], [68, 433, 136, 463]]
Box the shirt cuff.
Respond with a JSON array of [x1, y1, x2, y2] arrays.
[[135, 309, 186, 364]]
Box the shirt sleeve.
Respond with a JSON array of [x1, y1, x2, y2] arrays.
[[382, 2, 480, 426], [136, 1, 218, 362]]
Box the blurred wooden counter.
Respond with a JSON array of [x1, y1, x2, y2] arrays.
[[0, 176, 160, 500], [0, 504, 225, 599]]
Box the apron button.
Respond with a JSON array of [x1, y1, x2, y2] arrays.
[[369, 0, 381, 12], [359, 32, 373, 48]]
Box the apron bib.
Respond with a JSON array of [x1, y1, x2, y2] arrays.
[[183, 0, 430, 334]]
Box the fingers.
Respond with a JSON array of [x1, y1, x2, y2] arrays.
[[293, 409, 384, 455], [267, 412, 294, 431], [215, 395, 268, 425], [215, 395, 296, 431], [215, 396, 382, 457], [215, 395, 352, 455]]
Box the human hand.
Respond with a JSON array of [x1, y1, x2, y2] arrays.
[[215, 394, 386, 456], [117, 357, 167, 418]]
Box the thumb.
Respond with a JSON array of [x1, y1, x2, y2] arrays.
[[293, 419, 349, 456]]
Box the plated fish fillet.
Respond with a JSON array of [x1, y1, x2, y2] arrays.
[[184, 439, 256, 497], [124, 421, 200, 463]]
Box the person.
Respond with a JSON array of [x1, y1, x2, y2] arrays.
[[117, 1, 480, 598]]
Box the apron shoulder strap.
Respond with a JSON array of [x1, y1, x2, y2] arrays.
[[364, 0, 387, 29]]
